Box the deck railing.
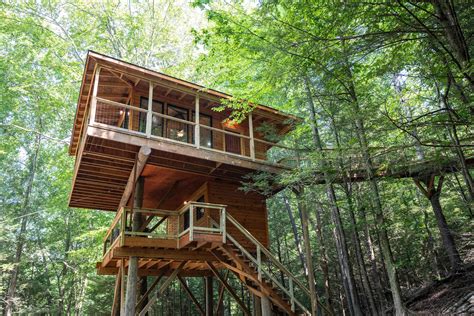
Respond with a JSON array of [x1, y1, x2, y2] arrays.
[[87, 65, 292, 165], [102, 202, 227, 257]]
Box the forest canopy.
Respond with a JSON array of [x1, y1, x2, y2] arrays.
[[1, 0, 472, 315]]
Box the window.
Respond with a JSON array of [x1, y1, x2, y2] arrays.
[[192, 112, 213, 148], [139, 97, 164, 136], [166, 105, 188, 143], [225, 130, 242, 154]]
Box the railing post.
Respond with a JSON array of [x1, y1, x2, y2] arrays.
[[221, 207, 226, 243], [249, 111, 255, 160], [89, 67, 101, 124], [146, 81, 153, 137], [189, 204, 194, 241], [289, 278, 295, 312], [257, 244, 262, 282], [120, 207, 125, 246], [194, 94, 200, 148]]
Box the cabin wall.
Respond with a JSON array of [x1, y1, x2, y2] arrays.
[[207, 180, 269, 249], [158, 179, 269, 249]]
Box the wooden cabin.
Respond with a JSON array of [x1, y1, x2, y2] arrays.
[[69, 51, 310, 315]]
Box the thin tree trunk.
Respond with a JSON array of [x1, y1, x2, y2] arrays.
[[282, 194, 307, 273], [414, 175, 463, 272], [294, 189, 320, 316], [339, 53, 406, 314], [305, 76, 362, 316], [125, 176, 145, 315], [310, 202, 335, 315], [4, 133, 41, 316]]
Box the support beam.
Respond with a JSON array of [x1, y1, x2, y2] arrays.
[[178, 276, 205, 316], [206, 262, 251, 316], [118, 146, 151, 209], [111, 270, 121, 316]]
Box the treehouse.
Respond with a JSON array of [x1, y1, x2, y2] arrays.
[[69, 51, 311, 315]]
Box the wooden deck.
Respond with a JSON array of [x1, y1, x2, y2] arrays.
[[98, 233, 224, 277]]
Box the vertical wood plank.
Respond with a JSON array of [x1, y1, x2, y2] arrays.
[[146, 82, 153, 137], [249, 112, 255, 160], [195, 94, 200, 148], [89, 67, 101, 124]]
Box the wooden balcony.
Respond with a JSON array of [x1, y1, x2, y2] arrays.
[[98, 202, 227, 277], [68, 52, 298, 211], [97, 201, 314, 315]]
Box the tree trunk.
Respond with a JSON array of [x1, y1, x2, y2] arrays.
[[339, 52, 406, 313], [294, 189, 320, 316], [282, 195, 307, 273], [345, 192, 378, 316], [310, 203, 335, 315], [4, 133, 41, 316], [414, 175, 463, 272], [305, 77, 362, 316], [125, 176, 145, 315]]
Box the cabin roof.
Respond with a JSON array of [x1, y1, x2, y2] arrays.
[[70, 51, 300, 156]]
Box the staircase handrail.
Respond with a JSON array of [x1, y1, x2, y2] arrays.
[[226, 213, 311, 296], [225, 213, 314, 314]]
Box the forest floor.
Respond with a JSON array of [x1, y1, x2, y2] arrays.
[[406, 264, 474, 314]]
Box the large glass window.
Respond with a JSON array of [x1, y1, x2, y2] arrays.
[[166, 105, 188, 143], [192, 112, 213, 148], [140, 97, 164, 136]]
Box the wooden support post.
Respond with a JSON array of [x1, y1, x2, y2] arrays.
[[146, 82, 153, 137], [111, 270, 121, 316], [189, 205, 194, 241], [89, 67, 101, 124], [178, 276, 205, 316], [220, 207, 226, 243], [206, 262, 251, 316], [257, 245, 262, 282], [205, 276, 213, 316], [120, 259, 125, 315], [253, 295, 262, 316], [195, 94, 200, 148], [289, 278, 295, 312], [261, 295, 272, 316], [249, 111, 255, 160]]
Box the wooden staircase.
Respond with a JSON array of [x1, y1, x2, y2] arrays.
[[212, 213, 314, 315], [107, 203, 320, 315]]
